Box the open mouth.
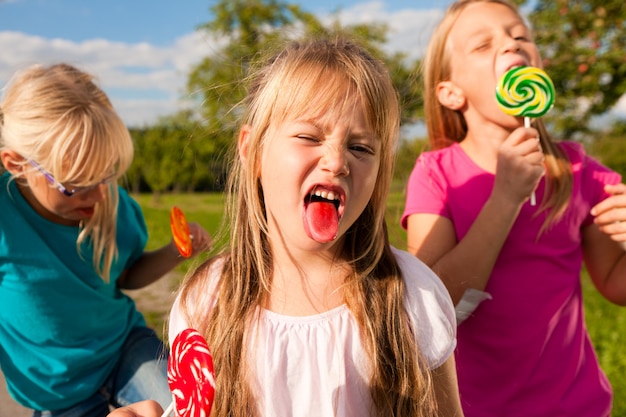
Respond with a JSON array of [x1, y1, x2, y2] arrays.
[[303, 186, 343, 243], [308, 189, 340, 210]]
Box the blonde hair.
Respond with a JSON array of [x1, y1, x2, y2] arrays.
[[423, 0, 572, 226], [179, 37, 437, 416], [0, 63, 134, 281]]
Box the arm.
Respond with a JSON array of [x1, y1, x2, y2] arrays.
[[407, 195, 518, 305], [584, 183, 626, 305], [107, 400, 163, 417], [118, 222, 211, 290], [432, 355, 464, 417], [407, 128, 542, 305]]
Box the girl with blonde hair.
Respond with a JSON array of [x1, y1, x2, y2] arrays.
[[403, 1, 626, 415], [0, 63, 210, 417], [110, 37, 462, 417]]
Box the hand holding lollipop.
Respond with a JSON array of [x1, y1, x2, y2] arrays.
[[170, 207, 193, 258], [496, 66, 555, 205], [161, 328, 216, 417]]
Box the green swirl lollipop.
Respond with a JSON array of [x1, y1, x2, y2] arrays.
[[496, 66, 554, 207], [496, 66, 555, 118]]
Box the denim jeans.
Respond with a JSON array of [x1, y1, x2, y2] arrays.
[[33, 326, 172, 417]]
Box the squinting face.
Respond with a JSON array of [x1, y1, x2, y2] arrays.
[[20, 169, 109, 226], [446, 2, 542, 124], [259, 97, 380, 254]]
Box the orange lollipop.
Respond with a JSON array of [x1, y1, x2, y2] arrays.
[[170, 206, 192, 258]]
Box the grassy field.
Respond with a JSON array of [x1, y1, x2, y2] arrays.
[[133, 190, 626, 415]]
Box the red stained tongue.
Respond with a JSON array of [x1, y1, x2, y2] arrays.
[[304, 201, 338, 243]]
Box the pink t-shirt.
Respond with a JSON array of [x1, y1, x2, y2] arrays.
[[402, 141, 619, 417]]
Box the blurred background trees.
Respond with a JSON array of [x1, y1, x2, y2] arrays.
[[128, 0, 626, 194]]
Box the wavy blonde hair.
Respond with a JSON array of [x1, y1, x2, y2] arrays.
[[0, 63, 134, 281], [179, 37, 437, 416], [423, 0, 572, 227]]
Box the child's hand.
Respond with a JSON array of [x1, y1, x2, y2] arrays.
[[187, 222, 212, 256], [494, 127, 544, 204], [107, 400, 163, 417], [169, 222, 211, 259], [591, 183, 626, 246]]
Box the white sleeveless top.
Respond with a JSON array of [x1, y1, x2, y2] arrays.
[[169, 247, 456, 417]]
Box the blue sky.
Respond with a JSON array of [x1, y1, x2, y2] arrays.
[[0, 0, 456, 127], [2, 1, 623, 128]]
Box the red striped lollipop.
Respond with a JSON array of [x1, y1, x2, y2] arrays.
[[165, 328, 216, 417]]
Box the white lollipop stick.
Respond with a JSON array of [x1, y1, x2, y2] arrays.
[[524, 117, 537, 206], [160, 401, 174, 417]]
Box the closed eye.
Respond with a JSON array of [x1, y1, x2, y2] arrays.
[[349, 143, 375, 155], [473, 41, 491, 52]]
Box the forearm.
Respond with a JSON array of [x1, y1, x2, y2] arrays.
[[432, 356, 464, 417], [119, 241, 183, 290], [434, 195, 521, 305], [584, 225, 626, 305]]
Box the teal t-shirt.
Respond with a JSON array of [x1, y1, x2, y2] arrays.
[[0, 172, 147, 410]]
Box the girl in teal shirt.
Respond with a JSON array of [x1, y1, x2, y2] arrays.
[[0, 63, 210, 416]]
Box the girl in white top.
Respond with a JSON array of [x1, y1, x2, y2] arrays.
[[109, 37, 462, 417]]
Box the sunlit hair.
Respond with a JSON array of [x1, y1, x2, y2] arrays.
[[179, 37, 438, 416], [0, 63, 134, 281], [423, 0, 572, 228]]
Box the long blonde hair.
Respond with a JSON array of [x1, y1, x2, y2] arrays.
[[423, 0, 572, 225], [179, 37, 437, 416], [0, 63, 134, 281]]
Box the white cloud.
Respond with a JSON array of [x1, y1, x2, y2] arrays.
[[323, 1, 443, 60], [0, 2, 440, 127], [0, 30, 214, 127]]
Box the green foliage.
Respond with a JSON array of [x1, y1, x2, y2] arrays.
[[394, 137, 428, 184], [528, 0, 626, 138], [582, 274, 626, 415], [123, 0, 626, 193], [187, 0, 424, 153], [587, 124, 626, 177], [187, 0, 317, 169]]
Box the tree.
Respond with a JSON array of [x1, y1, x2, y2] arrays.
[[186, 0, 318, 178], [186, 0, 424, 171], [527, 0, 626, 138]]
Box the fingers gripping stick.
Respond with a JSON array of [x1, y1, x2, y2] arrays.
[[496, 66, 555, 206]]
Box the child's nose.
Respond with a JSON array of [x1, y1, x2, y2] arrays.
[[86, 183, 108, 202], [322, 146, 350, 176], [501, 36, 522, 54]]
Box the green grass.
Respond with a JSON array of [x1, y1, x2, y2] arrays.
[[133, 191, 626, 415]]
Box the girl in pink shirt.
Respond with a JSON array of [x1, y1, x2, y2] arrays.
[[403, 1, 626, 416]]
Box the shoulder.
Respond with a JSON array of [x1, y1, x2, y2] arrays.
[[407, 143, 470, 190], [115, 186, 146, 225], [168, 255, 226, 342], [557, 140, 586, 163], [415, 143, 460, 167], [557, 140, 620, 182], [392, 247, 457, 369], [116, 186, 142, 213]]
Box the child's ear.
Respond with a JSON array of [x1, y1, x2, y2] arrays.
[[0, 150, 25, 174], [238, 124, 251, 164], [437, 81, 465, 110]]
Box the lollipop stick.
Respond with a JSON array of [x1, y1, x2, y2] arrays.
[[160, 401, 174, 417], [524, 116, 537, 206]]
